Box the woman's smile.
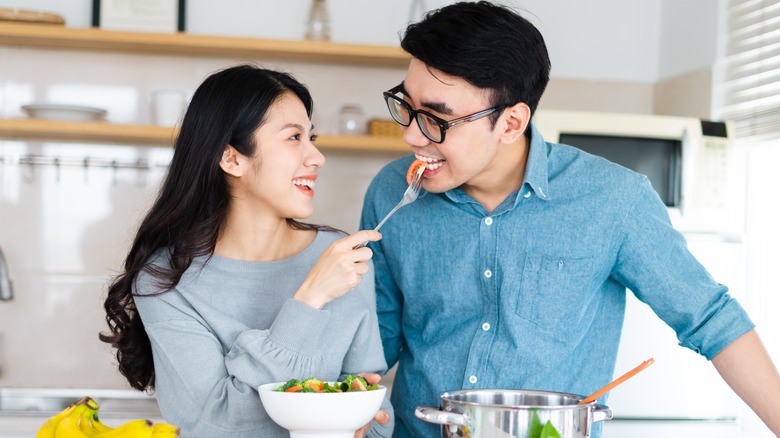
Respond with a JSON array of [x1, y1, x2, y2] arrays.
[[293, 175, 317, 197]]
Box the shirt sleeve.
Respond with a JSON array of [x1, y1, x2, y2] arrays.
[[611, 177, 754, 360]]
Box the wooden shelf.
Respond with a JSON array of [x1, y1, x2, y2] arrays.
[[0, 22, 411, 67], [0, 118, 172, 145], [0, 24, 410, 153], [0, 118, 408, 153]]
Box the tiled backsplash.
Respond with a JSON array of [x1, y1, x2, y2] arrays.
[[0, 141, 169, 388]]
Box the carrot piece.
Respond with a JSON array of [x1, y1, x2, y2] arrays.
[[352, 379, 367, 391], [306, 381, 325, 391], [406, 159, 426, 185], [285, 385, 303, 392]]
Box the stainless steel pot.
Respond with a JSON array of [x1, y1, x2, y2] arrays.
[[415, 389, 612, 438]]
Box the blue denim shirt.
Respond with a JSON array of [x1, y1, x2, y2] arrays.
[[359, 122, 754, 438]]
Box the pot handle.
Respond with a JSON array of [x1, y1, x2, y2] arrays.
[[414, 406, 469, 427], [592, 404, 613, 423]]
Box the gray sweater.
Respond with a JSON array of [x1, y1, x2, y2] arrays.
[[134, 230, 394, 437]]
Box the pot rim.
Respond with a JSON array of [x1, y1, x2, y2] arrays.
[[439, 388, 597, 410]]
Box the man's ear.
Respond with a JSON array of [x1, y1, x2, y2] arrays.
[[499, 102, 531, 144], [219, 145, 248, 177]]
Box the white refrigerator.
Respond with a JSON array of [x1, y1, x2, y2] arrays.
[[602, 234, 753, 438]]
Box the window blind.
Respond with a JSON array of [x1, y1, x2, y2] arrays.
[[715, 0, 780, 142]]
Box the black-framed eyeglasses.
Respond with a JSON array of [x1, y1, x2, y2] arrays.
[[383, 84, 506, 144]]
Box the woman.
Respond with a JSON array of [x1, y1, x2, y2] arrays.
[[100, 65, 393, 437]]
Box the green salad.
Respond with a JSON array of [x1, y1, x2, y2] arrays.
[[275, 375, 379, 393], [528, 412, 561, 438]]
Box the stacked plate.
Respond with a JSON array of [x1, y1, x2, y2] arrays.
[[0, 8, 65, 25], [21, 104, 108, 121]]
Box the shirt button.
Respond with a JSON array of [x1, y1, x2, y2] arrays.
[[482, 323, 491, 331], [484, 269, 492, 278], [484, 217, 493, 225], [469, 375, 478, 384], [524, 192, 532, 198]]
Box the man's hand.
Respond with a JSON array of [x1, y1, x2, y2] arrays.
[[354, 373, 390, 438]]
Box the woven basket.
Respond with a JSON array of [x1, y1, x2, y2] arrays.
[[369, 119, 403, 138]]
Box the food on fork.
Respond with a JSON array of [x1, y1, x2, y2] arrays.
[[406, 159, 426, 184]]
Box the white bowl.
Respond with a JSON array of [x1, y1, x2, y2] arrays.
[[258, 382, 387, 438]]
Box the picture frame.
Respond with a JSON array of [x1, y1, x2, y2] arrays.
[[92, 0, 185, 33]]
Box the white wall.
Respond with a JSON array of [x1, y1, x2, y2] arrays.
[[0, 0, 720, 83], [522, 0, 663, 82], [658, 0, 720, 80]]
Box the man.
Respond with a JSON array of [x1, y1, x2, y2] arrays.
[[359, 2, 780, 437]]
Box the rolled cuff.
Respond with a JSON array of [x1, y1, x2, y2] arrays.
[[680, 298, 755, 360]]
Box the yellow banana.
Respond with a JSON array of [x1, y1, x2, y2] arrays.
[[54, 404, 91, 438], [77, 399, 103, 437], [36, 395, 174, 438], [82, 397, 100, 414], [150, 423, 180, 437], [78, 407, 97, 436], [92, 419, 153, 438], [86, 410, 114, 435], [36, 396, 99, 438], [35, 403, 79, 438]]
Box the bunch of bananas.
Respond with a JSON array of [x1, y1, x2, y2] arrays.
[[36, 396, 180, 438]]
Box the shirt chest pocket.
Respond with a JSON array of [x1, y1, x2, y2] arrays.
[[515, 252, 596, 341]]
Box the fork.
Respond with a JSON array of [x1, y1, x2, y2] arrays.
[[355, 164, 425, 248]]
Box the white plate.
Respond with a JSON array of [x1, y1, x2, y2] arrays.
[[21, 104, 108, 121]]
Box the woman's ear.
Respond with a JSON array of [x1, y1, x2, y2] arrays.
[[219, 145, 248, 177], [499, 102, 531, 144]]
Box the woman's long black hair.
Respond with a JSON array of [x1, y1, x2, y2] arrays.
[[99, 65, 323, 392]]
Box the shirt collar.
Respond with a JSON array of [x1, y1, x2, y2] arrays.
[[521, 121, 551, 202], [442, 121, 551, 210]]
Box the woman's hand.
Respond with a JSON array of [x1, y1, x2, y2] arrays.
[[354, 410, 390, 438], [293, 230, 381, 309], [354, 373, 390, 438]]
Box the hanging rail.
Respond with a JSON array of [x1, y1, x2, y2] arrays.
[[0, 154, 169, 170]]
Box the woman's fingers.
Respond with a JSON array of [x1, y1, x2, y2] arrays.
[[357, 373, 381, 385], [374, 410, 390, 425], [353, 411, 389, 438], [354, 261, 369, 276], [294, 230, 382, 308], [341, 230, 381, 249]]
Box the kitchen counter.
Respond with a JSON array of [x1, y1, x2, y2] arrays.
[[0, 414, 166, 437], [0, 387, 164, 437]]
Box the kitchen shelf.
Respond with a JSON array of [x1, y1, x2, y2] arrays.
[[0, 23, 409, 153], [0, 118, 408, 153], [0, 22, 411, 67]]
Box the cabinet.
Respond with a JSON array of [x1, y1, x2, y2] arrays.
[[0, 22, 409, 152]]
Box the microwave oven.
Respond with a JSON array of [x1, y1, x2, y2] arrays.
[[533, 110, 744, 236]]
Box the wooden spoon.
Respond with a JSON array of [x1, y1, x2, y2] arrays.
[[578, 358, 655, 405]]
